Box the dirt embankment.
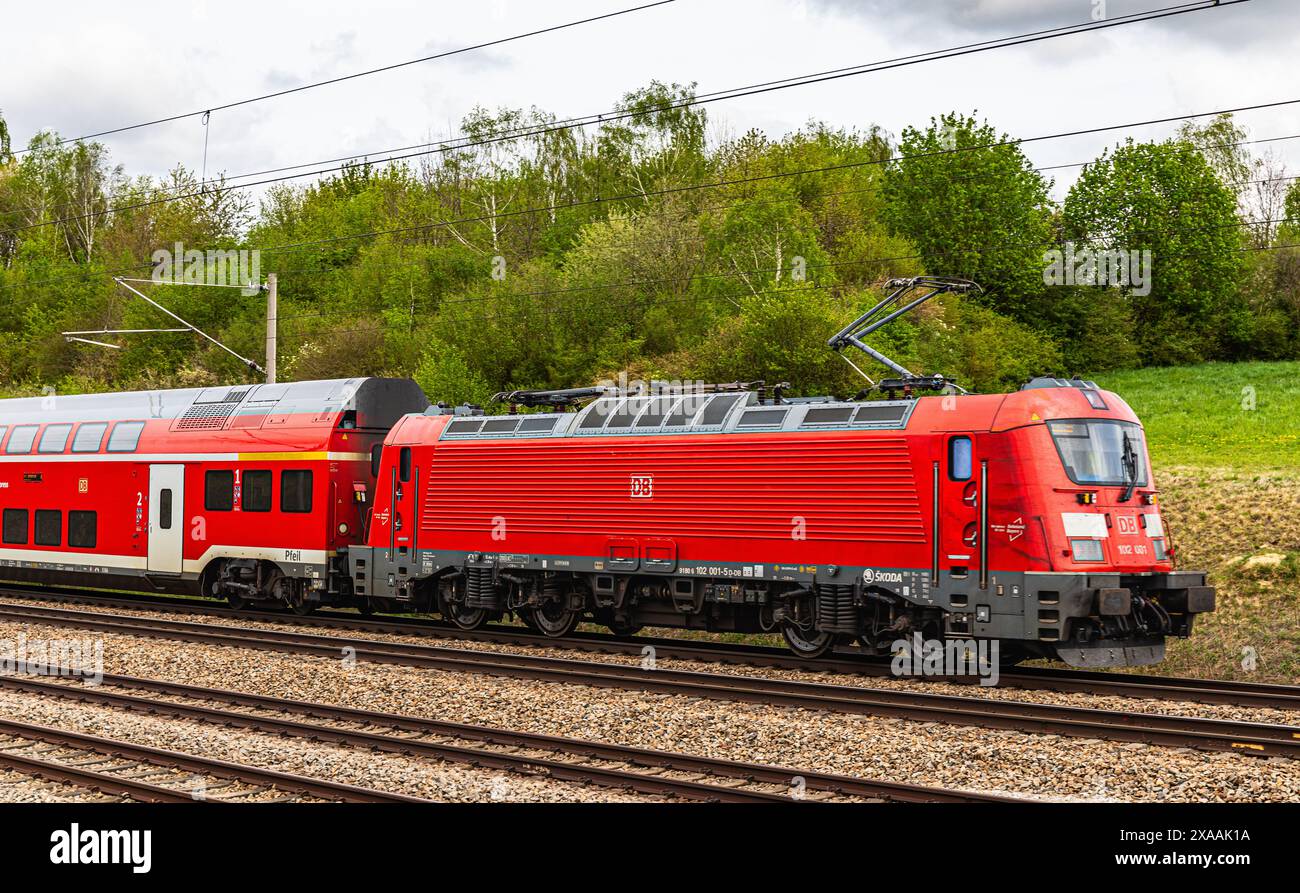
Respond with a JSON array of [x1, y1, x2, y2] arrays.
[[1155, 468, 1300, 683]]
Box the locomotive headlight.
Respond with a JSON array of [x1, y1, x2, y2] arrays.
[[1070, 539, 1105, 562], [1151, 538, 1168, 561]]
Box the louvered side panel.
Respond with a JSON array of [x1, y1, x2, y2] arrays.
[[420, 433, 925, 545]]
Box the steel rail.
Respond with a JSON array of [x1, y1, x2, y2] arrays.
[[0, 670, 1008, 803], [5, 584, 1296, 710], [0, 715, 429, 802], [4, 601, 1299, 760]]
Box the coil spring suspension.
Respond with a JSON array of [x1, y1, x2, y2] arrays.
[[815, 583, 859, 634], [465, 567, 502, 610], [541, 575, 564, 606]]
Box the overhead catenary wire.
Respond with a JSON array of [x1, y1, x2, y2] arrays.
[[5, 0, 1250, 221], [8, 1, 679, 155], [4, 106, 1298, 298], [0, 0, 1244, 239]]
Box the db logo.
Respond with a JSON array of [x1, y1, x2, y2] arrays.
[[630, 474, 653, 499], [1116, 514, 1139, 536]]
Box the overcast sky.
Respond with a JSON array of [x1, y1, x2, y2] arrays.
[[3, 0, 1298, 203]]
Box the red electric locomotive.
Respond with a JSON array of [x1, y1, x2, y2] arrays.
[[350, 279, 1215, 666], [0, 378, 426, 610]]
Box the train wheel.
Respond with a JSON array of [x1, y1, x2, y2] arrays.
[[527, 602, 581, 638], [226, 592, 247, 611], [290, 601, 316, 616], [438, 593, 489, 630], [781, 623, 835, 659], [607, 618, 644, 638]]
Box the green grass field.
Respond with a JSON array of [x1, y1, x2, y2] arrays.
[[1094, 360, 1300, 471]]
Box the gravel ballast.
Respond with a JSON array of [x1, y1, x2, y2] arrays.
[[0, 614, 1297, 802]]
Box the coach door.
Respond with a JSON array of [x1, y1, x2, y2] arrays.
[[148, 464, 185, 574]]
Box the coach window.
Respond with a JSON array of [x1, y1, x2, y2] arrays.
[[281, 470, 313, 513], [72, 422, 109, 453], [2, 509, 27, 545], [38, 424, 73, 454], [34, 510, 61, 547], [399, 448, 412, 483], [0, 427, 7, 449], [205, 470, 235, 511], [6, 425, 38, 454], [69, 511, 97, 549], [106, 420, 145, 452], [948, 436, 973, 481], [243, 470, 272, 512]]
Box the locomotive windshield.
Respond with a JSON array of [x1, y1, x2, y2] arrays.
[[1047, 419, 1148, 488]]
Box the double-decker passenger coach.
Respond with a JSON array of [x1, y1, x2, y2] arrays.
[[0, 378, 426, 612]]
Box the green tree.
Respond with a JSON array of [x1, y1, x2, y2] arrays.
[[1286, 179, 1300, 239], [881, 113, 1054, 319], [413, 337, 493, 407], [0, 109, 11, 164], [1063, 138, 1245, 363]]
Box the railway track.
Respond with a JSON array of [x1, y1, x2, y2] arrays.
[[0, 714, 428, 803], [5, 583, 1298, 710], [5, 599, 1300, 760], [0, 668, 1005, 803]]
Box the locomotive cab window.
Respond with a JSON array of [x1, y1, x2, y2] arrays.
[[370, 443, 383, 478], [948, 437, 973, 481], [399, 448, 412, 483], [69, 511, 97, 548], [2, 509, 27, 545], [281, 470, 313, 513], [243, 470, 272, 512], [6, 425, 38, 454], [106, 420, 145, 452], [38, 424, 73, 453], [1048, 420, 1148, 487], [72, 422, 109, 453], [204, 470, 235, 511], [34, 510, 61, 547]]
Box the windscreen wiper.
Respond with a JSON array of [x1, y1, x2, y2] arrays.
[[1119, 432, 1138, 503]]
